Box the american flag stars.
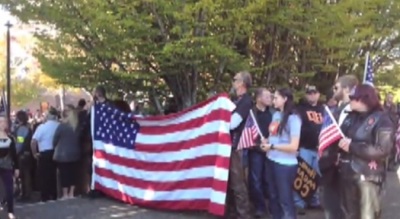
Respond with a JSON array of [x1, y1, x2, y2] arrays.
[[94, 103, 140, 149], [363, 53, 374, 86]]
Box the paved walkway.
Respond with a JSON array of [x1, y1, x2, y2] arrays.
[[5, 171, 400, 219]]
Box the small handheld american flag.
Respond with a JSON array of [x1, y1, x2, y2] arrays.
[[237, 110, 262, 150], [318, 106, 344, 156]]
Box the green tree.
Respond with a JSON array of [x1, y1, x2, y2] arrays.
[[1, 0, 250, 112], [2, 0, 400, 112], [244, 0, 400, 94], [0, 37, 42, 108]]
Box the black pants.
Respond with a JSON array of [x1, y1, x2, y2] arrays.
[[58, 162, 77, 188], [38, 150, 57, 202], [248, 150, 267, 214], [0, 168, 14, 213], [18, 154, 33, 199]]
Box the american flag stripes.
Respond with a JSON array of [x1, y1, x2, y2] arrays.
[[237, 111, 259, 150], [91, 94, 235, 216], [363, 52, 374, 86], [318, 106, 344, 156]]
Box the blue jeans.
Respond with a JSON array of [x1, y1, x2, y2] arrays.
[[248, 150, 267, 213], [265, 158, 298, 219], [293, 148, 321, 208]]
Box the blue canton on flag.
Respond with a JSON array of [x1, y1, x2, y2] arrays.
[[363, 53, 374, 86], [93, 103, 140, 149]]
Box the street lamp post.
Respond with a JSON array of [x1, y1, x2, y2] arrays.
[[5, 21, 12, 128]]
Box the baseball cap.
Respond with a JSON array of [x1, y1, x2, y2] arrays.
[[305, 85, 319, 94]]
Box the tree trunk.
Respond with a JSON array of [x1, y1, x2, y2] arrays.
[[59, 87, 65, 111], [162, 72, 198, 110], [149, 88, 164, 115]]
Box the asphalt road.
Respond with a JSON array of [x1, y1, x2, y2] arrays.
[[5, 170, 400, 219]]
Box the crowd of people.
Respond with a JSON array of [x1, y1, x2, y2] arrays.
[[226, 72, 398, 219], [0, 86, 133, 218], [0, 99, 90, 218], [0, 73, 397, 219]]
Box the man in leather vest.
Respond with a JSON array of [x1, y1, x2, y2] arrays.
[[318, 75, 358, 219], [225, 71, 252, 219], [337, 84, 394, 219]]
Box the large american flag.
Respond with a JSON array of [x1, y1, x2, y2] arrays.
[[237, 112, 259, 150], [363, 52, 374, 86], [91, 94, 235, 216], [318, 106, 343, 156]]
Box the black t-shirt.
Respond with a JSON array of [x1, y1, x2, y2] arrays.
[[254, 107, 273, 139], [297, 102, 324, 150], [231, 93, 253, 148]]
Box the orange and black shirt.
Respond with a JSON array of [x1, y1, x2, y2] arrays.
[[297, 102, 324, 151]]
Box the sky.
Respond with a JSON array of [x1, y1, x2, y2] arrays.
[[0, 8, 34, 78], [0, 8, 17, 33]]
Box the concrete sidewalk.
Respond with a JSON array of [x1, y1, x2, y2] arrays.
[[4, 171, 400, 219]]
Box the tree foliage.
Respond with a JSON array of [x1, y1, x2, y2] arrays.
[[0, 37, 39, 108], [2, 0, 400, 112], [0, 33, 60, 108]]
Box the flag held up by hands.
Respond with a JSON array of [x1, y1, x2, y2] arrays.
[[237, 110, 265, 150], [363, 52, 374, 86], [318, 105, 344, 156]]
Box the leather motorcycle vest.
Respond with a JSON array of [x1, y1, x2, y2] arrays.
[[341, 111, 386, 182]]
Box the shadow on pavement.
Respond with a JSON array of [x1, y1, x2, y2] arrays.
[[5, 172, 400, 219], [9, 198, 213, 219]]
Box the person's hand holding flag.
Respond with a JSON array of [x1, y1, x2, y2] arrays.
[[260, 138, 271, 152], [318, 105, 345, 156], [338, 138, 352, 152], [237, 110, 265, 150]]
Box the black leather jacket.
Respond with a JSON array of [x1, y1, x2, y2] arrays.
[[339, 110, 394, 183]]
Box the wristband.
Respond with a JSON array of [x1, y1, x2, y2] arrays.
[[270, 144, 275, 150]]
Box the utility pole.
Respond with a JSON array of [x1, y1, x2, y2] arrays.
[[5, 21, 12, 128]]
